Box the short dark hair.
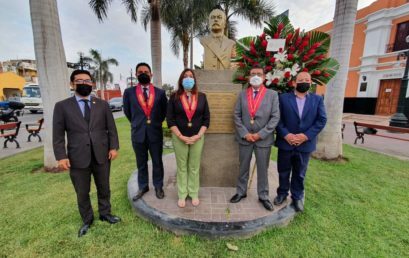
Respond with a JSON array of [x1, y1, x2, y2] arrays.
[[249, 64, 264, 74], [136, 62, 152, 73], [70, 69, 92, 82]]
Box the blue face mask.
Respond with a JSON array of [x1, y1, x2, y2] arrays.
[[182, 77, 195, 90]]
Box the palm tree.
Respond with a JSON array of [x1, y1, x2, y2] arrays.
[[89, 0, 163, 87], [156, 0, 208, 68], [83, 49, 119, 90], [314, 0, 359, 160], [29, 0, 70, 170], [205, 0, 275, 39]]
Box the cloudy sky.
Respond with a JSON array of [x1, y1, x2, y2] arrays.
[[0, 0, 376, 86]]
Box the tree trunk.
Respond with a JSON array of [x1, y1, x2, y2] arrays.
[[29, 0, 70, 170], [150, 0, 162, 87], [190, 27, 194, 69], [314, 0, 358, 160]]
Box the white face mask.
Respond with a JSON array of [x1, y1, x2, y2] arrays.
[[249, 75, 263, 87]]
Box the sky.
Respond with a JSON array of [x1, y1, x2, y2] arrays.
[[0, 0, 377, 86]]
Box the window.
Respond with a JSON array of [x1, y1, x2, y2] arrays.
[[359, 82, 367, 92], [393, 21, 409, 52]]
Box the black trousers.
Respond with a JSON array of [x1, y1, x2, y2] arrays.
[[69, 153, 111, 224], [132, 138, 164, 190]]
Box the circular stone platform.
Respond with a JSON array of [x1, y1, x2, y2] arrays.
[[127, 153, 297, 238]]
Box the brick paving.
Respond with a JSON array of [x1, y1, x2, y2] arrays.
[[135, 153, 290, 222]]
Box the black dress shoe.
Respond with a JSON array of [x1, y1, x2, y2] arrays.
[[230, 193, 247, 203], [274, 195, 287, 205], [155, 188, 165, 199], [292, 199, 304, 212], [132, 186, 149, 201], [259, 199, 274, 211], [99, 214, 121, 224], [78, 221, 93, 238]]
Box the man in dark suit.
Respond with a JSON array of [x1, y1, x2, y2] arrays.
[[274, 72, 327, 212], [123, 63, 168, 201], [53, 70, 121, 237]]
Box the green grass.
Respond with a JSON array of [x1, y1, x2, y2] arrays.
[[1, 117, 408, 257]]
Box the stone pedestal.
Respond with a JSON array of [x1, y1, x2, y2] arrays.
[[195, 70, 242, 187]]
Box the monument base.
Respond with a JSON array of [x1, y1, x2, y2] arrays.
[[195, 69, 243, 187], [128, 153, 298, 239]]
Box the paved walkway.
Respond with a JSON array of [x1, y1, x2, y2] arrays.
[[342, 113, 409, 160], [1, 112, 408, 160], [0, 111, 125, 159]]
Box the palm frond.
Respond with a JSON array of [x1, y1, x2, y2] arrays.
[[122, 0, 139, 22], [88, 0, 113, 22]]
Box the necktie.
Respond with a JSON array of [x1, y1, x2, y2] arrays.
[[143, 87, 148, 101], [254, 90, 259, 99], [81, 99, 90, 123]]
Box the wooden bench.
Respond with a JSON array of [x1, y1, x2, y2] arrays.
[[353, 121, 409, 144], [26, 118, 44, 142], [0, 121, 21, 148]]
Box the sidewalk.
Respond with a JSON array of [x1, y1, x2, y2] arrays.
[[1, 113, 408, 160], [0, 111, 126, 160], [342, 113, 409, 160]]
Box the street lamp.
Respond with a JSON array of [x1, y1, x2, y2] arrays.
[[389, 35, 409, 128]]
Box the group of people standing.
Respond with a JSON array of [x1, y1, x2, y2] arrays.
[[52, 62, 326, 237]]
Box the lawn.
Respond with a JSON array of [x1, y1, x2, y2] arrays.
[[0, 117, 408, 257]]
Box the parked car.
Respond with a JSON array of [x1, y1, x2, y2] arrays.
[[109, 97, 123, 111], [21, 84, 43, 113]]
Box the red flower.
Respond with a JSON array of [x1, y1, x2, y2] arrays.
[[266, 51, 271, 57], [260, 33, 266, 40], [302, 55, 310, 62], [270, 57, 276, 63], [312, 42, 322, 49], [261, 40, 268, 48], [277, 23, 284, 33], [287, 54, 294, 60], [323, 72, 330, 77], [313, 70, 322, 75], [284, 71, 291, 78], [238, 76, 246, 81], [301, 41, 309, 47], [238, 62, 246, 68], [286, 33, 293, 42], [302, 68, 309, 72], [265, 66, 273, 72], [288, 46, 296, 53], [274, 32, 279, 39], [307, 48, 316, 55], [272, 78, 279, 84], [315, 54, 325, 61]]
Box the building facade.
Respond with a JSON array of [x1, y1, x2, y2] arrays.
[[314, 0, 409, 117]]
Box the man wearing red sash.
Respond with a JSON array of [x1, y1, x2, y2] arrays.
[[123, 63, 168, 201], [230, 65, 280, 211]]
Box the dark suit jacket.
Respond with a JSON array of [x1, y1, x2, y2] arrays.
[[53, 96, 119, 169], [123, 86, 167, 143], [276, 92, 327, 153], [166, 92, 210, 137]]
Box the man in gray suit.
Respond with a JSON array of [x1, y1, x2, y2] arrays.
[[230, 66, 280, 211], [53, 70, 121, 237]]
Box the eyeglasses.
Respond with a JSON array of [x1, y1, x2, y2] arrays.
[[74, 79, 93, 84]]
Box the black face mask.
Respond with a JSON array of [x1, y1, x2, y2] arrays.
[[138, 73, 151, 84], [75, 84, 92, 97], [296, 82, 310, 93]]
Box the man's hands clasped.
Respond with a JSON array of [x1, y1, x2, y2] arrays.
[[284, 133, 308, 146]]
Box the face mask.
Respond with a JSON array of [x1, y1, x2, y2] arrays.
[[182, 77, 195, 90], [296, 82, 310, 93], [75, 84, 92, 97], [138, 73, 151, 85], [249, 75, 263, 87]]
